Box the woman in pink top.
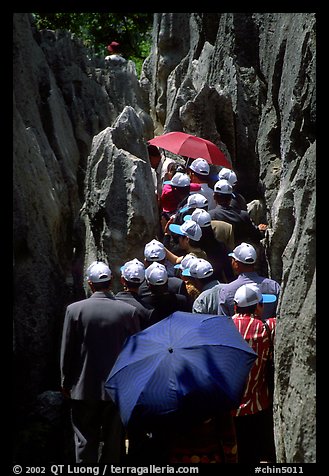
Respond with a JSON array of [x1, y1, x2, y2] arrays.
[[231, 283, 277, 463], [160, 171, 201, 215]]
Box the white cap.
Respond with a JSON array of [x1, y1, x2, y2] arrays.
[[218, 167, 237, 186], [144, 239, 166, 261], [86, 260, 99, 276], [121, 258, 145, 283], [186, 193, 208, 209], [189, 158, 210, 176], [182, 258, 214, 278], [228, 242, 257, 264], [174, 253, 198, 270], [213, 179, 233, 195], [186, 208, 212, 227], [234, 283, 277, 307], [145, 262, 168, 285], [163, 172, 190, 187], [169, 220, 202, 241], [87, 261, 112, 283]]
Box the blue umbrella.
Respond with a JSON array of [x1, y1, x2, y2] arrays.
[[105, 312, 257, 428]]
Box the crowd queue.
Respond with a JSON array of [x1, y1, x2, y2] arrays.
[[60, 144, 280, 465]]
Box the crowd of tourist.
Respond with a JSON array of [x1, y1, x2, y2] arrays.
[[60, 143, 281, 465]]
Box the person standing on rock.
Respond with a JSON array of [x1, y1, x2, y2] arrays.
[[105, 41, 127, 66], [60, 261, 140, 464]]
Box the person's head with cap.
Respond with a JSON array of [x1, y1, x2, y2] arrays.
[[162, 172, 191, 206], [120, 258, 145, 290], [145, 262, 168, 292], [174, 253, 198, 275], [233, 283, 277, 316], [163, 172, 190, 188], [182, 258, 214, 290], [228, 242, 257, 274], [213, 178, 233, 206], [169, 219, 202, 250], [187, 193, 208, 210], [217, 167, 237, 187], [86, 261, 112, 291], [144, 239, 166, 265], [178, 193, 209, 216], [188, 158, 210, 183], [184, 208, 212, 228]]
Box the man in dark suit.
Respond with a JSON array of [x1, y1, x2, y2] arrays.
[[60, 261, 140, 464], [139, 262, 191, 325], [115, 258, 153, 329], [209, 179, 267, 246]]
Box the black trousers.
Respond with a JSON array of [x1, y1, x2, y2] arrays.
[[234, 406, 276, 463], [70, 399, 125, 464]]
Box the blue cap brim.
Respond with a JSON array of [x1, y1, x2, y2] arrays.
[[174, 263, 182, 269], [169, 224, 184, 235], [163, 180, 172, 185], [183, 215, 192, 222], [262, 294, 277, 303], [179, 206, 189, 213], [182, 268, 191, 276]]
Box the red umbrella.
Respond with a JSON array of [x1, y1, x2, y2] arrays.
[[148, 132, 231, 168]]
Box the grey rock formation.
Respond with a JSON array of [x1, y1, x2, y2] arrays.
[[82, 106, 159, 294], [13, 13, 156, 413]]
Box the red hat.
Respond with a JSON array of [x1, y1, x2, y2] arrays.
[[107, 41, 120, 53]]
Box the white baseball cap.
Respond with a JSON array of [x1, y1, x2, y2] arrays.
[[217, 167, 237, 186], [174, 253, 198, 270], [189, 158, 210, 176], [179, 193, 208, 214], [163, 172, 190, 187], [145, 262, 168, 285], [121, 258, 145, 283], [144, 239, 166, 261], [213, 179, 233, 195], [87, 261, 112, 283], [228, 242, 257, 264], [234, 283, 277, 307], [182, 258, 214, 278], [184, 208, 212, 227], [169, 220, 202, 241], [187, 193, 208, 209]]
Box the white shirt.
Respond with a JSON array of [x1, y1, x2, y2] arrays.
[[105, 54, 126, 66], [199, 183, 216, 210]]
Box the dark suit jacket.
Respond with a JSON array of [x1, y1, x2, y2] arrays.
[[138, 276, 188, 298], [139, 292, 192, 325], [209, 204, 263, 246], [60, 291, 140, 400], [115, 290, 153, 329]]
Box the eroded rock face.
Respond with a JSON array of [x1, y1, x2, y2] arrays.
[[13, 14, 157, 414], [82, 106, 159, 294]]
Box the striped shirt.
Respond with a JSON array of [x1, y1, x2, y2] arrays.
[[231, 314, 276, 417]]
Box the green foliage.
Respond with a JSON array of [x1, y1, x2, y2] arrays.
[[33, 13, 153, 75]]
